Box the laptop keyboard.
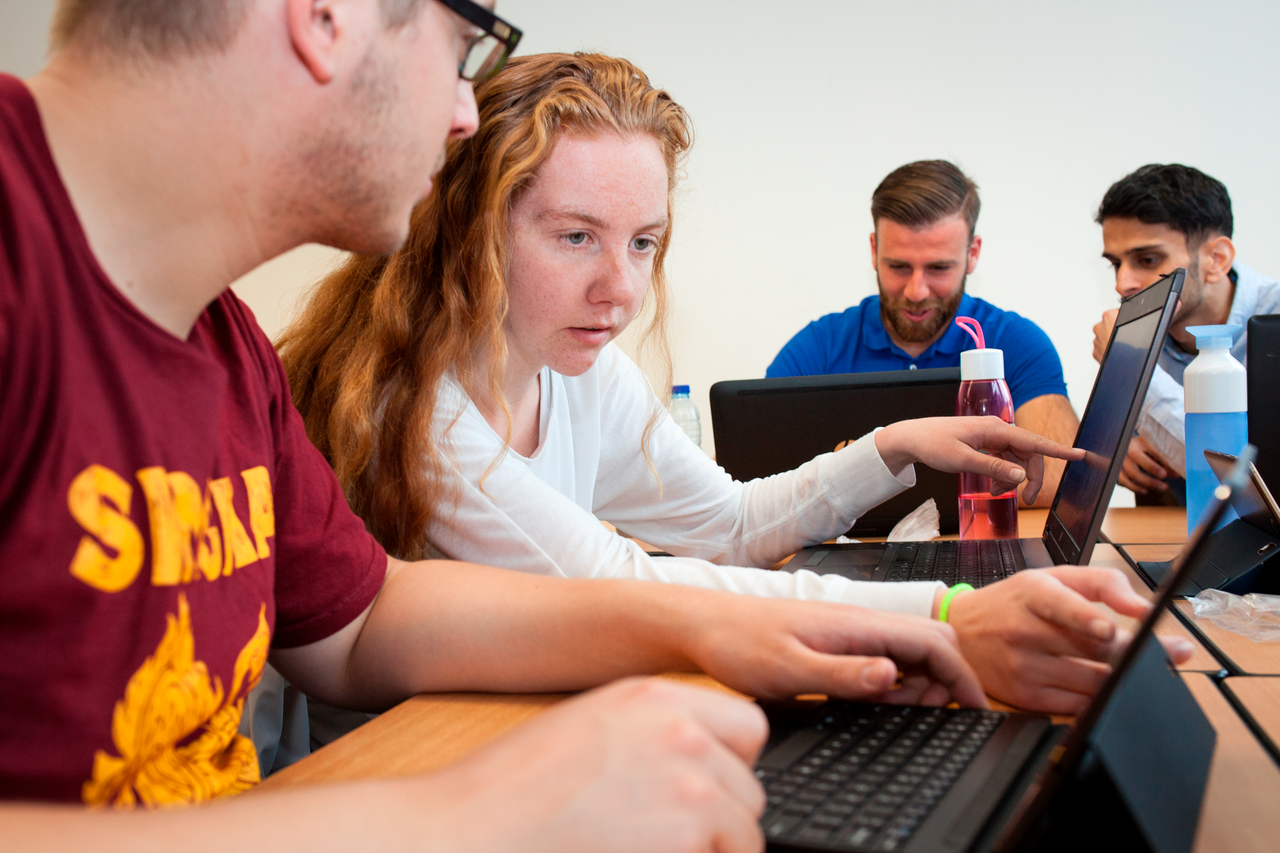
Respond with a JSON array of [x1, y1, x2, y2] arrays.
[[884, 540, 1023, 587], [757, 703, 1005, 851]]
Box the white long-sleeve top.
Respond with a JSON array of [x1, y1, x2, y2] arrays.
[[427, 345, 944, 617]]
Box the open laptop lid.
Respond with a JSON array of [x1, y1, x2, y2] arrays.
[[997, 444, 1253, 852], [1247, 314, 1280, 492], [1040, 270, 1185, 566], [1206, 448, 1280, 538], [709, 368, 962, 536]]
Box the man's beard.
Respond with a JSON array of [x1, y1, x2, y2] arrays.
[[1171, 253, 1204, 328], [878, 273, 967, 343], [295, 47, 413, 255]]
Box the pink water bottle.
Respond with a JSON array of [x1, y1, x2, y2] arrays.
[[955, 317, 1018, 540]]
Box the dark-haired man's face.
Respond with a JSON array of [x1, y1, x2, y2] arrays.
[[1100, 217, 1206, 326], [871, 214, 979, 350]]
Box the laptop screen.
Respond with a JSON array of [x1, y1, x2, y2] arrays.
[[1052, 308, 1165, 550]]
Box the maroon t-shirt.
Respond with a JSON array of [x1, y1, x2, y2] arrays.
[[0, 75, 387, 805]]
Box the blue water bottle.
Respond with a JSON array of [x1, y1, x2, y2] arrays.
[[1184, 324, 1247, 533]]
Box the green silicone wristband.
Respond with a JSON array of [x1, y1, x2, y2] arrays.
[[938, 583, 975, 623]]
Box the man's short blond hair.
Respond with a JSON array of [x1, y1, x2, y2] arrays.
[[51, 0, 428, 58]]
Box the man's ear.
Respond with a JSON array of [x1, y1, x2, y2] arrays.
[[967, 234, 982, 274], [1200, 234, 1236, 284], [869, 230, 878, 268], [287, 0, 342, 84]]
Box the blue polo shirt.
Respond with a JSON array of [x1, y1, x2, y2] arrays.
[[766, 294, 1068, 409]]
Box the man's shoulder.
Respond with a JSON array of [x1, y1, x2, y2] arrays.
[[820, 295, 878, 322], [1233, 261, 1280, 314], [794, 296, 878, 342], [767, 297, 882, 378]]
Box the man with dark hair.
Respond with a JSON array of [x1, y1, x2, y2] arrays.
[[768, 160, 1080, 505], [2, 2, 1183, 848], [1091, 164, 1280, 499]]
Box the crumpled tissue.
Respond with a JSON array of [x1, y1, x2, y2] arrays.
[[888, 498, 942, 542], [1187, 588, 1280, 642], [835, 499, 941, 545]]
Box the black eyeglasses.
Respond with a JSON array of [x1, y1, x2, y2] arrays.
[[434, 0, 523, 82]]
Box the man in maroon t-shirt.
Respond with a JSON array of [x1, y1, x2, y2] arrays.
[[1, 1, 1186, 849]]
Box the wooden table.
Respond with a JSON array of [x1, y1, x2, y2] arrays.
[[1181, 674, 1280, 852], [1100, 506, 1188, 545], [1220, 676, 1280, 756]]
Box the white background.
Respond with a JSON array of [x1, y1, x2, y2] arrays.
[[6, 0, 1280, 493]]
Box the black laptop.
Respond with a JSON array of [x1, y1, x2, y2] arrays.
[[753, 443, 1248, 853], [1247, 314, 1280, 494], [778, 270, 1185, 588], [711, 368, 962, 537], [1130, 448, 1280, 596]]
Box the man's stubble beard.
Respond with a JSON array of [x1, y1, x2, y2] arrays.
[[878, 272, 967, 343], [296, 48, 413, 255], [1171, 252, 1205, 329]]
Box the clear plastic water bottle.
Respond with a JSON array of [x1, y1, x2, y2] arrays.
[[669, 384, 702, 447], [954, 318, 1019, 540], [1184, 324, 1247, 533]]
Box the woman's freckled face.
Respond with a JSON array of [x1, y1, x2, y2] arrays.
[[504, 132, 669, 381]]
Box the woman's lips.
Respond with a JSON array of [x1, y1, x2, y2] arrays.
[[569, 326, 612, 345]]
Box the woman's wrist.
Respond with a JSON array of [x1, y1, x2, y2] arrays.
[[872, 422, 916, 477], [931, 583, 975, 621]]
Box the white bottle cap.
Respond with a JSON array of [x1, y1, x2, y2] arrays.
[[960, 348, 1004, 381], [1184, 325, 1247, 414]]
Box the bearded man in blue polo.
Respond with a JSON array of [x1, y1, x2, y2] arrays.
[[768, 160, 1078, 505]]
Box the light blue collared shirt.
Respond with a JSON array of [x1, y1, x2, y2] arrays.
[[1137, 262, 1280, 476]]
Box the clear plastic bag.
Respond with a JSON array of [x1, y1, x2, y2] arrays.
[[1187, 589, 1280, 642]]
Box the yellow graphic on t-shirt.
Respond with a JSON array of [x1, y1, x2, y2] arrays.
[[68, 464, 274, 593], [81, 595, 270, 808]]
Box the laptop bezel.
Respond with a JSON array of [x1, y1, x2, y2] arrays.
[[1246, 314, 1280, 495]]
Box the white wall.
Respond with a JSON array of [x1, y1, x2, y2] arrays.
[[498, 0, 1280, 467], [8, 0, 1280, 478]]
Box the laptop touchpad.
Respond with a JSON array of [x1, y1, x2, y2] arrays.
[[808, 549, 883, 581]]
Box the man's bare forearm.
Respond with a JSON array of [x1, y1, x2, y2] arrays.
[[1, 775, 453, 853], [278, 558, 703, 712]]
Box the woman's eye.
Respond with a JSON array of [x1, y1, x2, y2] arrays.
[[633, 237, 655, 252], [565, 231, 588, 246]]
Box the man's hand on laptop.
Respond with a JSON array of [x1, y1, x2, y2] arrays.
[[875, 417, 1085, 505], [685, 593, 987, 709], [417, 677, 770, 853], [935, 567, 1196, 714]]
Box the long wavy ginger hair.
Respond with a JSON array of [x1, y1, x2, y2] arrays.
[[278, 53, 692, 560]]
